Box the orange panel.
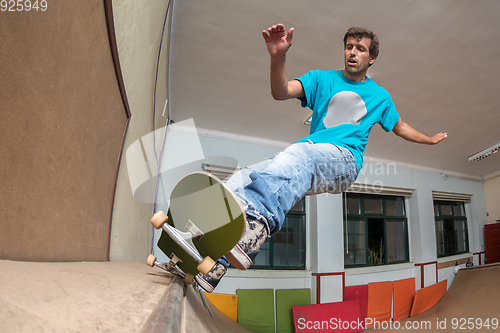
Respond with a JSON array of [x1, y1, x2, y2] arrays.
[[366, 281, 393, 327], [410, 280, 447, 317], [393, 278, 415, 321]]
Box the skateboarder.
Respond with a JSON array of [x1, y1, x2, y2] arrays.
[[194, 24, 447, 293]]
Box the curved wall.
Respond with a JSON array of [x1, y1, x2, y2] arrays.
[[0, 0, 128, 261]]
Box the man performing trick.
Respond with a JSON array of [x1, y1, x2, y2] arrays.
[[194, 23, 448, 293]]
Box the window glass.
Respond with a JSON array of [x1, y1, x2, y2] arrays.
[[346, 195, 361, 215], [273, 215, 304, 267], [289, 199, 305, 212], [435, 220, 445, 256], [364, 196, 383, 214], [386, 221, 407, 262], [386, 197, 405, 216], [454, 219, 468, 253], [252, 198, 306, 269], [443, 219, 455, 256], [254, 239, 270, 266], [453, 203, 465, 217], [344, 220, 366, 265], [440, 203, 452, 216]]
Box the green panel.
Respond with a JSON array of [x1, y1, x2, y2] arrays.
[[275, 289, 311, 333], [237, 289, 275, 333]]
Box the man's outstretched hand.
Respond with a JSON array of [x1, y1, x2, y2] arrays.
[[262, 23, 294, 58], [430, 132, 448, 144]]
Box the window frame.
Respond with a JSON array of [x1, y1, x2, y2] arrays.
[[434, 200, 469, 258], [344, 193, 409, 268]]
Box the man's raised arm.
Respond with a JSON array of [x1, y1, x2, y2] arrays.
[[392, 119, 448, 144], [262, 23, 304, 100]]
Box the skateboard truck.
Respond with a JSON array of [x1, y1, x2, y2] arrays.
[[150, 211, 216, 275], [146, 254, 195, 284]]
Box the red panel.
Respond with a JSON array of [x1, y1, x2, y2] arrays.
[[344, 285, 368, 323], [485, 223, 500, 264], [410, 280, 447, 317], [393, 278, 415, 321], [293, 300, 363, 332]]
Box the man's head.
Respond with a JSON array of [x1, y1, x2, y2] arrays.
[[342, 27, 379, 81], [343, 27, 379, 58]]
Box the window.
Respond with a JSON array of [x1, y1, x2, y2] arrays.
[[343, 193, 408, 267], [434, 201, 469, 257], [251, 198, 306, 270]]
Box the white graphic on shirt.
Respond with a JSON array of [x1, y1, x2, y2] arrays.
[[323, 91, 367, 128]]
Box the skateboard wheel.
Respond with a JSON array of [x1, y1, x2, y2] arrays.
[[197, 256, 216, 275], [150, 211, 168, 229], [184, 273, 194, 285], [146, 254, 156, 267]]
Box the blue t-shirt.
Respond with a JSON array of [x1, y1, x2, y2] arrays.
[[296, 70, 400, 173]]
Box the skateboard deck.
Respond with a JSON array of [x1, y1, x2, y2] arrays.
[[153, 171, 245, 279]]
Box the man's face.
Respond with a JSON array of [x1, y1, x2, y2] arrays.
[[344, 36, 376, 77]]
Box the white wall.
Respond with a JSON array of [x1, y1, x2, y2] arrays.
[[110, 0, 171, 262]]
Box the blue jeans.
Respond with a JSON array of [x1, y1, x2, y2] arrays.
[[226, 142, 358, 236]]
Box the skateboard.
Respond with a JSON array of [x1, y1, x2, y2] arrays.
[[148, 171, 246, 284]]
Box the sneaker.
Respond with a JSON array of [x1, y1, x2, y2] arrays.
[[194, 261, 227, 293], [225, 217, 268, 270]]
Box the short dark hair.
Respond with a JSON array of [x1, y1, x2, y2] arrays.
[[343, 27, 379, 57]]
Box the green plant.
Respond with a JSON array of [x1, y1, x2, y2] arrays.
[[368, 238, 384, 266]]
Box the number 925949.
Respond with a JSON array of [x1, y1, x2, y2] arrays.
[[1, 0, 47, 11]]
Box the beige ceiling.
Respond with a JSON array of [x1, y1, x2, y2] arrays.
[[167, 0, 500, 179]]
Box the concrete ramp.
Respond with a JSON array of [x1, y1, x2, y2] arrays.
[[369, 263, 500, 332], [143, 275, 255, 333], [0, 0, 129, 262], [0, 260, 254, 333]]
